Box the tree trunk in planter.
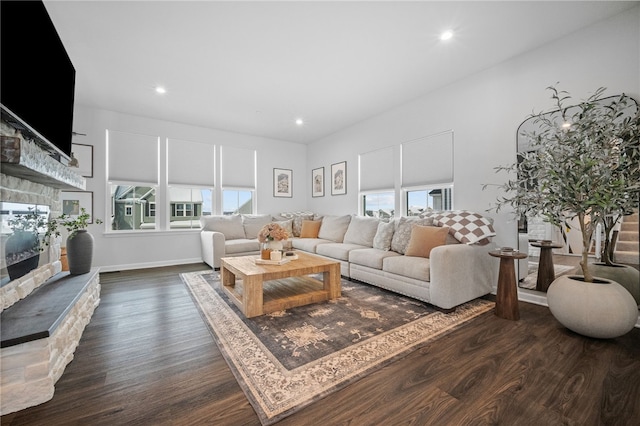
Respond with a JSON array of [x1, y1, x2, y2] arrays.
[[66, 230, 94, 275]]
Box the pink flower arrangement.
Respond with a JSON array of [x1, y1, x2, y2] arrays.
[[258, 222, 289, 243]]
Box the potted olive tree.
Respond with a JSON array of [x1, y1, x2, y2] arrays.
[[46, 208, 103, 275], [487, 86, 639, 338]]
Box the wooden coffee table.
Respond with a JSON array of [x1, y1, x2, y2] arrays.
[[220, 251, 341, 318]]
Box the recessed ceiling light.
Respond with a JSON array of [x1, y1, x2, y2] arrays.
[[295, 118, 304, 126], [440, 30, 454, 41], [155, 86, 166, 94]]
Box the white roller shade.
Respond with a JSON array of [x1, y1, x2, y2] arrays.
[[402, 131, 453, 187], [359, 146, 394, 191], [220, 146, 256, 189], [108, 130, 159, 184], [167, 139, 215, 186]]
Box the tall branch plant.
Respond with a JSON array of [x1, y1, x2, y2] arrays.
[[486, 86, 639, 282]]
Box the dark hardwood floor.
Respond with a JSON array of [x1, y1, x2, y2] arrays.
[[3, 263, 639, 425]]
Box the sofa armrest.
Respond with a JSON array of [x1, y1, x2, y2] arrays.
[[428, 243, 497, 309], [200, 231, 226, 269]]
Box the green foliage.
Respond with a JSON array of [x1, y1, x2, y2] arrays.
[[485, 86, 640, 282], [7, 208, 48, 251], [46, 208, 103, 240]]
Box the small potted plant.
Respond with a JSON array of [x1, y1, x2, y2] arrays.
[[47, 208, 103, 275]]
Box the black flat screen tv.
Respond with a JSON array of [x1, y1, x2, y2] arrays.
[[1, 0, 76, 160]]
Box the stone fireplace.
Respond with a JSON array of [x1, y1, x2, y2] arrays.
[[1, 114, 100, 415], [1, 117, 85, 310]]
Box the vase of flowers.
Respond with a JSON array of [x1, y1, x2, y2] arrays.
[[257, 222, 289, 260]]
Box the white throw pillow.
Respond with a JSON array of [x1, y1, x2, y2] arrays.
[[200, 215, 246, 240], [317, 215, 352, 243], [242, 214, 272, 239], [373, 220, 395, 251], [343, 215, 379, 247]]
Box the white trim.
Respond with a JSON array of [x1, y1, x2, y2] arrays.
[[98, 258, 204, 273]]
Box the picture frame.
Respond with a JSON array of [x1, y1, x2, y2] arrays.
[[71, 143, 93, 178], [311, 167, 324, 197], [60, 191, 95, 222], [273, 168, 293, 198], [331, 161, 347, 195]]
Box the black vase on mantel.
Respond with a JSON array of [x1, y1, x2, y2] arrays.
[[66, 230, 94, 275]]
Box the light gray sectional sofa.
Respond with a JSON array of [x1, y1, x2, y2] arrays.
[[200, 211, 498, 310]]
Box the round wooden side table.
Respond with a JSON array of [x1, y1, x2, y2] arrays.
[[489, 249, 528, 320], [529, 241, 564, 292]]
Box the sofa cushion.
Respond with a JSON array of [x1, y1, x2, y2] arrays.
[[316, 242, 369, 261], [300, 220, 322, 238], [279, 211, 315, 237], [343, 215, 379, 247], [405, 225, 449, 258], [242, 214, 272, 239], [349, 248, 401, 270], [273, 219, 294, 237], [318, 215, 352, 243], [433, 210, 496, 245], [383, 255, 431, 282], [200, 214, 246, 240], [373, 220, 395, 251], [390, 216, 434, 254], [225, 238, 260, 254], [292, 237, 332, 253]]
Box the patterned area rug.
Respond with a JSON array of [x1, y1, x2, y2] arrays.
[[181, 270, 494, 425], [520, 262, 575, 290]]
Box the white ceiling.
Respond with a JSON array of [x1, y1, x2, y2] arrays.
[[44, 1, 637, 144]]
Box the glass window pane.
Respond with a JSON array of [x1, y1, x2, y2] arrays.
[[406, 187, 452, 216], [363, 192, 394, 218], [110, 185, 157, 230], [169, 187, 212, 229], [222, 189, 253, 215]]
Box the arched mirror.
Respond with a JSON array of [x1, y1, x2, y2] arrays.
[[515, 95, 639, 292]]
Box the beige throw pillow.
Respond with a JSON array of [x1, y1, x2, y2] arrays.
[[300, 220, 322, 238], [404, 225, 449, 258]]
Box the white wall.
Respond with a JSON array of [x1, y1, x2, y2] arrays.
[[72, 106, 307, 272], [76, 6, 639, 272], [306, 7, 640, 250]]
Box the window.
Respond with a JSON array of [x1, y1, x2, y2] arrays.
[[111, 185, 157, 230], [222, 189, 253, 215], [405, 185, 453, 216], [168, 187, 212, 229], [362, 192, 394, 218]]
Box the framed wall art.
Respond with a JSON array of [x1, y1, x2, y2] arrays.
[[70, 143, 93, 178], [60, 191, 95, 222], [312, 167, 324, 197], [331, 161, 347, 195], [273, 168, 293, 198]]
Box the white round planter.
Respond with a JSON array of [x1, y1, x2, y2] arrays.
[[547, 275, 638, 339]]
